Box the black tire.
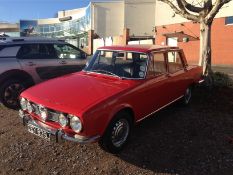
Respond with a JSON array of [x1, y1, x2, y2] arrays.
[[99, 111, 133, 154], [182, 86, 192, 105], [0, 79, 26, 109]]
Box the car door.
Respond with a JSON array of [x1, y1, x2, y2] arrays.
[[135, 52, 172, 119], [17, 43, 60, 82], [53, 43, 87, 76], [166, 50, 188, 100]]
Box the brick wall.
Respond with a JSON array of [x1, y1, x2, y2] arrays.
[[155, 17, 233, 66]]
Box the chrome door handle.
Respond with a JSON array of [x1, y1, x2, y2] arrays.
[[59, 60, 67, 65], [27, 62, 36, 66]]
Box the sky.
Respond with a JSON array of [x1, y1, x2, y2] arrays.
[[0, 0, 98, 23]]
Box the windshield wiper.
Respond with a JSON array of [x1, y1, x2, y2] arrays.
[[90, 70, 122, 79]]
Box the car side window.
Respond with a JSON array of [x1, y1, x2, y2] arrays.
[[53, 44, 81, 60], [167, 51, 184, 74], [147, 52, 167, 77], [153, 52, 167, 75], [17, 44, 57, 59], [0, 46, 21, 57]]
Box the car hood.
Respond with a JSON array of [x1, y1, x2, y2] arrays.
[[21, 72, 138, 115]]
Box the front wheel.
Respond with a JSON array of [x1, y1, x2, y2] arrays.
[[0, 79, 26, 109], [99, 111, 132, 154]]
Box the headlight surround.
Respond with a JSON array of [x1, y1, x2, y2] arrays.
[[69, 115, 82, 133], [58, 113, 68, 127], [26, 101, 34, 113], [20, 98, 27, 110], [39, 105, 48, 121]]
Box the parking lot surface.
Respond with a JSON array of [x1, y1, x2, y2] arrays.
[[0, 87, 233, 175]]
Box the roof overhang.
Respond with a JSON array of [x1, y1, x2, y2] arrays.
[[163, 31, 199, 42], [0, 23, 19, 32], [130, 35, 155, 41], [59, 16, 72, 22]]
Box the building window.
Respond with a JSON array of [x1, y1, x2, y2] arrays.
[[79, 37, 87, 48], [225, 16, 233, 25]]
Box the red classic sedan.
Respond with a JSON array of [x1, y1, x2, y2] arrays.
[[19, 45, 203, 153]]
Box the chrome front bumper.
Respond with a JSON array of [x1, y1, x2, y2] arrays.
[[19, 110, 100, 144]]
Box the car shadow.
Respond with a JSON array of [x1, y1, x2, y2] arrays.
[[117, 87, 233, 175]]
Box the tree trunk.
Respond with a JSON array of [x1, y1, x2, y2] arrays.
[[199, 21, 214, 86]]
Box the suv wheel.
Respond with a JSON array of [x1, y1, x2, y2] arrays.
[[99, 111, 132, 154], [0, 79, 26, 109]]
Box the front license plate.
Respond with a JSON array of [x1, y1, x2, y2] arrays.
[[28, 124, 51, 141]]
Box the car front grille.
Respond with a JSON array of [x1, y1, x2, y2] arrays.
[[30, 103, 60, 122], [32, 103, 40, 116], [48, 111, 60, 122]]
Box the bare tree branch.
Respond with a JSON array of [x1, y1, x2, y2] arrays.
[[180, 0, 204, 13], [204, 0, 213, 10], [206, 0, 232, 23], [158, 0, 199, 22]]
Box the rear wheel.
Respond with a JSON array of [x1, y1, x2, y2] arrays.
[[0, 79, 26, 109], [99, 111, 132, 154], [183, 87, 192, 105]]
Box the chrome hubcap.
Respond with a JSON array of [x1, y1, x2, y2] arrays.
[[4, 83, 25, 106], [184, 88, 191, 104], [111, 119, 130, 148]]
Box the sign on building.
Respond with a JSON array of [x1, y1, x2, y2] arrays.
[[20, 20, 38, 37]]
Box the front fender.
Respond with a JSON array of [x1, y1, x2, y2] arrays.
[[82, 102, 134, 137]]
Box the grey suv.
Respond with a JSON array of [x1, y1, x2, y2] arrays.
[[0, 37, 87, 109]]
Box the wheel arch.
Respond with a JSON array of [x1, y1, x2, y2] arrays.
[[0, 69, 35, 87], [111, 104, 135, 123], [100, 105, 135, 136], [119, 107, 135, 124], [189, 82, 196, 90]]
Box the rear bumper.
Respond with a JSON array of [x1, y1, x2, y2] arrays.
[[19, 110, 100, 144]]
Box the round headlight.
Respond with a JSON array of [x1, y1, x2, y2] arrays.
[[27, 101, 34, 113], [58, 114, 68, 127], [39, 105, 48, 121], [20, 98, 27, 110], [69, 115, 82, 133]]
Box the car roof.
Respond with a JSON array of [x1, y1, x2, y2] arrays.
[[98, 45, 179, 53], [0, 37, 66, 45]]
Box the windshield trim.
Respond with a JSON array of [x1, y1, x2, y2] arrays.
[[83, 70, 122, 79], [84, 49, 149, 80], [83, 70, 146, 80], [97, 49, 148, 55]]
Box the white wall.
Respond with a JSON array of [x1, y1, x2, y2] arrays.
[[216, 1, 233, 18], [125, 0, 156, 36], [155, 1, 187, 26], [38, 6, 89, 25], [92, 2, 125, 38], [93, 38, 105, 53], [57, 8, 86, 18], [155, 0, 233, 26], [38, 18, 60, 25], [128, 39, 153, 45]]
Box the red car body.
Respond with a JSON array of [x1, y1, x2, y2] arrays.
[[19, 45, 203, 148]]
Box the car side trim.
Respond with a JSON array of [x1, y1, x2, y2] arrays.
[[136, 95, 184, 123]]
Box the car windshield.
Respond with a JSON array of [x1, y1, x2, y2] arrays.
[[84, 50, 148, 79]]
